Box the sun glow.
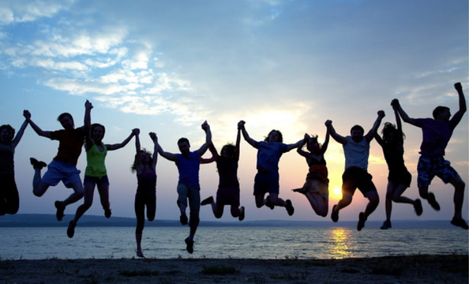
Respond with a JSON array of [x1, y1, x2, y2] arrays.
[[331, 186, 342, 201]]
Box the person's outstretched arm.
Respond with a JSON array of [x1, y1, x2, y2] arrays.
[[84, 100, 93, 128], [296, 134, 311, 158], [149, 132, 159, 169], [238, 120, 259, 149], [107, 128, 139, 151], [320, 127, 330, 154], [393, 102, 403, 132], [450, 82, 467, 128], [235, 125, 241, 160], [154, 134, 178, 162], [11, 110, 30, 148], [365, 110, 385, 142], [196, 120, 211, 156], [284, 136, 306, 152], [325, 120, 347, 145], [134, 129, 141, 153], [26, 111, 52, 139], [391, 99, 420, 127]]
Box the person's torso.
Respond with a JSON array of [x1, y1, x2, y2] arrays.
[[85, 144, 108, 177], [176, 151, 200, 187], [51, 128, 86, 165], [343, 136, 369, 170], [216, 157, 239, 187], [256, 142, 286, 172], [0, 144, 14, 174], [418, 119, 453, 157]]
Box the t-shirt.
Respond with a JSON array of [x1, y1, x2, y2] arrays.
[[256, 141, 289, 172], [380, 130, 406, 173], [343, 136, 369, 170], [413, 118, 453, 157], [175, 151, 201, 189], [49, 127, 86, 165], [85, 144, 108, 177]]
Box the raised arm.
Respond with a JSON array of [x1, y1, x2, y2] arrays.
[[238, 120, 259, 148], [196, 120, 211, 156], [365, 110, 385, 141], [235, 125, 241, 160], [107, 128, 139, 151], [149, 132, 159, 168], [84, 100, 92, 128], [325, 120, 347, 144], [391, 99, 419, 126], [393, 102, 402, 132], [320, 127, 330, 154], [297, 134, 311, 158], [11, 110, 30, 148], [450, 82, 467, 128], [134, 129, 141, 153]]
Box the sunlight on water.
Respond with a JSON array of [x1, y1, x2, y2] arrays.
[[328, 227, 353, 259]]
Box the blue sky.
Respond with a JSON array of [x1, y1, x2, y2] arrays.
[[0, 0, 469, 222]]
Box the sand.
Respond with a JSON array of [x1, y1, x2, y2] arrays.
[[0, 254, 467, 283]]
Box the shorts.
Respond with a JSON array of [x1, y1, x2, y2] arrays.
[[84, 175, 110, 188], [135, 188, 156, 220], [253, 170, 279, 196], [303, 178, 329, 201], [342, 167, 377, 197], [42, 160, 82, 190], [417, 156, 462, 188], [388, 167, 412, 186], [177, 183, 201, 213], [216, 185, 240, 206]]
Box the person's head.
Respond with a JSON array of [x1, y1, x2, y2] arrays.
[[177, 137, 190, 155], [306, 135, 321, 154], [90, 123, 105, 143], [433, 106, 451, 121], [132, 149, 153, 171], [0, 124, 15, 144], [221, 144, 237, 159], [381, 122, 403, 144], [57, 112, 74, 130], [350, 125, 364, 142], [265, 130, 283, 143]]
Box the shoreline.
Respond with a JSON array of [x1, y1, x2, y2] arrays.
[[0, 254, 468, 283]]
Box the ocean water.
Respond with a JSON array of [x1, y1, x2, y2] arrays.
[[0, 226, 468, 260]]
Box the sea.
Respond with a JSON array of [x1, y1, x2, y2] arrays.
[[0, 215, 468, 260]]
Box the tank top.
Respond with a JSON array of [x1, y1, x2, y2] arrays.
[[85, 144, 107, 177], [137, 169, 157, 193]]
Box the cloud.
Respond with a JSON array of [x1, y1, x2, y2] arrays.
[[0, 0, 74, 25]]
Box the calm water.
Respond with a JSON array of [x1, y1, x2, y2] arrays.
[[0, 226, 468, 260]]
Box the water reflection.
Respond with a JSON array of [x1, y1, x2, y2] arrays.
[[328, 227, 353, 259]]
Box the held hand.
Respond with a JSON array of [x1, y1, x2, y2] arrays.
[[377, 110, 385, 118], [304, 133, 310, 141], [454, 82, 462, 92], [85, 100, 93, 110], [132, 128, 140, 136], [325, 120, 332, 127], [23, 110, 31, 120], [201, 120, 209, 131], [149, 132, 157, 142], [238, 120, 245, 129], [391, 99, 400, 109]]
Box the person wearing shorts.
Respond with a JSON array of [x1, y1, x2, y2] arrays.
[[326, 110, 385, 231], [393, 82, 468, 229]]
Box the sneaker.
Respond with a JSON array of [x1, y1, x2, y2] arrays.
[[30, 157, 47, 170], [67, 220, 76, 238], [414, 199, 423, 216], [426, 193, 440, 211], [104, 208, 112, 218], [238, 206, 245, 221], [185, 237, 194, 254], [451, 217, 469, 230], [330, 205, 339, 222], [380, 220, 392, 230], [357, 212, 366, 231], [180, 213, 188, 225], [54, 201, 65, 221], [200, 196, 214, 206], [285, 200, 294, 216]]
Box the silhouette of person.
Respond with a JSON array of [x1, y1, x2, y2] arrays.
[[327, 111, 384, 231], [200, 123, 245, 221], [292, 129, 330, 217], [392, 82, 468, 229], [0, 110, 30, 215], [154, 121, 212, 254], [28, 100, 92, 221], [239, 120, 305, 216], [375, 103, 422, 230], [66, 104, 139, 237], [132, 130, 159, 257]]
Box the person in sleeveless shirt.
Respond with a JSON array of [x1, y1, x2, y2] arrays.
[[326, 110, 384, 231]]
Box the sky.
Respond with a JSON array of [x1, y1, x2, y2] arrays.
[[0, 0, 469, 223]]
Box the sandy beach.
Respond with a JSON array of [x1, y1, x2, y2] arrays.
[[0, 254, 467, 283]]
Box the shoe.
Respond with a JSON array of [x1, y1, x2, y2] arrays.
[[414, 199, 423, 216], [30, 157, 47, 170], [185, 237, 194, 254], [427, 193, 440, 211], [67, 220, 76, 238], [357, 212, 366, 231], [238, 206, 245, 221], [451, 217, 468, 230], [380, 220, 392, 230], [264, 199, 274, 210], [200, 196, 214, 206], [330, 205, 339, 222], [55, 201, 65, 221], [104, 208, 112, 218], [292, 188, 307, 194], [180, 213, 188, 225], [285, 200, 294, 216]]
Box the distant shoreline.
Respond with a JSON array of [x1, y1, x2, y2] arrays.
[[0, 254, 468, 283], [0, 214, 462, 228]]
